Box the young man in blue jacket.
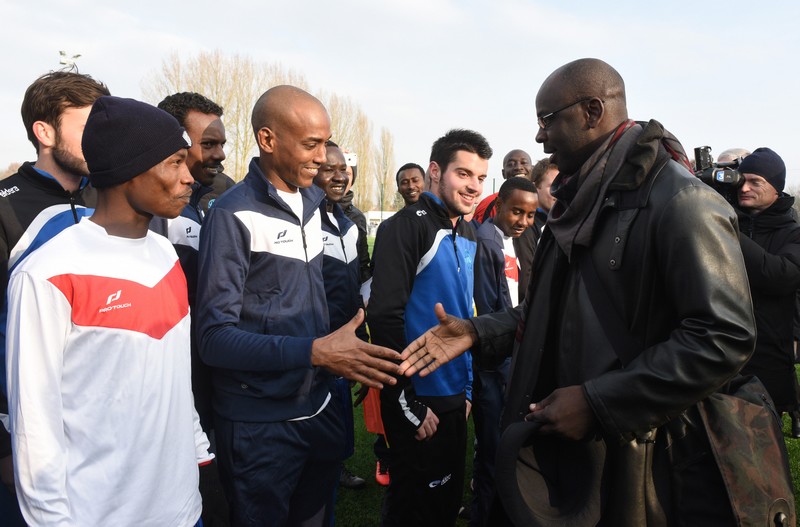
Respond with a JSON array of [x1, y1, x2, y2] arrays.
[[368, 129, 492, 527], [195, 85, 401, 526]]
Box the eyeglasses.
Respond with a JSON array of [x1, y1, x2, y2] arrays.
[[537, 98, 593, 129]]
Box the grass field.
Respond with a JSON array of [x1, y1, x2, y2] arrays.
[[335, 378, 800, 526]]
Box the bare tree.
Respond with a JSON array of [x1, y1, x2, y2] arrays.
[[0, 162, 21, 180], [322, 92, 378, 212], [142, 50, 308, 181], [375, 127, 396, 216], [142, 50, 395, 212]]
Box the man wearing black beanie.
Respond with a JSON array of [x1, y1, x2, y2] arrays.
[[736, 147, 800, 437], [5, 96, 213, 526]]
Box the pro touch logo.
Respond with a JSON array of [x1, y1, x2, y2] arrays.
[[275, 229, 295, 245], [99, 289, 132, 313], [428, 473, 452, 488], [107, 290, 121, 305]]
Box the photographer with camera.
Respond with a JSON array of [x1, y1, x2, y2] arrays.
[[735, 147, 800, 438]]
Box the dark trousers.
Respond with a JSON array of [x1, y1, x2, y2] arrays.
[[215, 395, 345, 527], [381, 401, 467, 527], [469, 358, 510, 527]]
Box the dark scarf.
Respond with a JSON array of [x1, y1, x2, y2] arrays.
[[548, 120, 691, 261], [547, 120, 638, 261]]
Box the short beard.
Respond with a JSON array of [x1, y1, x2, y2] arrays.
[[52, 139, 89, 179]]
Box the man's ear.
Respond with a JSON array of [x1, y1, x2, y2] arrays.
[[32, 120, 56, 149], [428, 161, 440, 185], [585, 98, 605, 129], [257, 126, 275, 153]]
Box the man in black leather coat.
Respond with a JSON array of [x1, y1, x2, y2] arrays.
[[398, 58, 757, 525]]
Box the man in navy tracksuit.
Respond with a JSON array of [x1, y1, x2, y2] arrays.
[[368, 129, 493, 527], [195, 85, 401, 527], [156, 92, 228, 431], [315, 140, 368, 491], [156, 91, 231, 526]]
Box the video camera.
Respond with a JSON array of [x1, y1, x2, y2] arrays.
[[694, 146, 744, 205]]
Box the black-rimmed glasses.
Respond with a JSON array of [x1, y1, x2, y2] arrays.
[[537, 98, 593, 129]]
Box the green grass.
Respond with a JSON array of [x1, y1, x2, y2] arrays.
[[783, 365, 800, 514], [334, 396, 475, 527], [335, 366, 800, 525]]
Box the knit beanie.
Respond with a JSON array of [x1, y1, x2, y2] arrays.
[[82, 96, 190, 188], [738, 147, 786, 193]]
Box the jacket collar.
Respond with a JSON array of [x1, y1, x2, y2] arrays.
[[21, 161, 89, 195], [245, 157, 325, 224], [319, 199, 354, 235]]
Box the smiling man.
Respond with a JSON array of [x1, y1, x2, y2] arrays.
[[368, 129, 492, 527], [158, 92, 232, 214], [6, 96, 212, 526], [156, 91, 232, 527], [395, 162, 425, 207], [314, 140, 369, 490], [195, 85, 402, 526], [470, 175, 537, 526], [473, 149, 535, 224]]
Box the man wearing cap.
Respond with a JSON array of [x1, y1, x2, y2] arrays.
[[735, 147, 800, 436], [399, 59, 758, 525], [5, 96, 212, 526]]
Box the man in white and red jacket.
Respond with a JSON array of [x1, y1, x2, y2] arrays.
[[5, 96, 213, 526]]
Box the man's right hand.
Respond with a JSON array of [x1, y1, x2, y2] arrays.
[[311, 309, 402, 389], [415, 407, 439, 441], [398, 303, 477, 377]]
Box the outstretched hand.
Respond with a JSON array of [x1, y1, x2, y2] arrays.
[[312, 309, 401, 389], [398, 303, 477, 377]]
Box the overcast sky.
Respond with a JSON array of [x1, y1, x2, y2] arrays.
[[2, 0, 799, 195]]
